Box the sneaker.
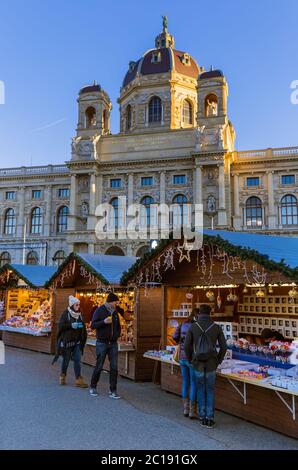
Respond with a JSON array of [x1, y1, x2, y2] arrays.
[[89, 388, 99, 397], [109, 391, 121, 399], [200, 418, 207, 427], [206, 419, 216, 428]]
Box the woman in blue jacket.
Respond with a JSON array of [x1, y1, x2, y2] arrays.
[[173, 310, 198, 419]]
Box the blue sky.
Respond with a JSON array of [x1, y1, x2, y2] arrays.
[[0, 0, 297, 167]]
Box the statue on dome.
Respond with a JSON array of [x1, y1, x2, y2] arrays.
[[162, 15, 168, 32]]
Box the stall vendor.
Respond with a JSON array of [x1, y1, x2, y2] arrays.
[[261, 328, 285, 344]]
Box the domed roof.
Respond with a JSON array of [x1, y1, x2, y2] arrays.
[[199, 69, 223, 80], [122, 48, 200, 88], [79, 83, 102, 95]]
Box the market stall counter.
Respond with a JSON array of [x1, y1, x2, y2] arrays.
[[46, 253, 163, 381], [125, 230, 298, 437], [0, 264, 56, 353]]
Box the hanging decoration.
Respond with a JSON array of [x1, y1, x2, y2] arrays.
[[217, 290, 222, 309], [163, 246, 176, 272], [288, 286, 298, 299], [256, 288, 265, 298], [177, 243, 192, 263], [206, 290, 215, 302]]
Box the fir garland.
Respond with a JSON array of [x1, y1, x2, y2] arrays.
[[45, 252, 110, 288], [120, 233, 298, 285]]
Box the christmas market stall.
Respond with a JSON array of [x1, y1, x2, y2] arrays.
[[0, 264, 56, 352], [45, 252, 153, 380], [122, 230, 298, 438]]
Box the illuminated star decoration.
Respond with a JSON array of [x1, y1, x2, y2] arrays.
[[177, 244, 192, 263]]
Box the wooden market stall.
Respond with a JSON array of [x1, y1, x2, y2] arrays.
[[46, 252, 163, 381], [124, 230, 298, 438], [0, 264, 56, 353]]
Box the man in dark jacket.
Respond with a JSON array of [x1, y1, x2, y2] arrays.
[[89, 292, 121, 399], [184, 304, 227, 429]]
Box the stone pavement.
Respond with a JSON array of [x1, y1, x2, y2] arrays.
[[0, 347, 297, 450]]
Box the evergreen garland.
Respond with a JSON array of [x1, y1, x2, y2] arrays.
[[120, 233, 298, 285]]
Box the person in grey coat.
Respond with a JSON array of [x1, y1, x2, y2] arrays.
[[184, 304, 227, 429]]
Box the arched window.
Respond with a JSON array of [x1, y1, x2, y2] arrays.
[[172, 194, 189, 228], [0, 251, 11, 267], [105, 246, 125, 256], [57, 206, 69, 233], [281, 195, 298, 225], [4, 208, 16, 235], [148, 96, 162, 123], [27, 251, 39, 265], [140, 196, 155, 228], [31, 207, 43, 234], [53, 250, 67, 267], [245, 197, 263, 227], [126, 105, 132, 131], [136, 245, 150, 258], [85, 106, 96, 128], [182, 100, 193, 125], [205, 94, 218, 117]]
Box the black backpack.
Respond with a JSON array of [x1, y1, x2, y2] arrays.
[[192, 322, 216, 364]]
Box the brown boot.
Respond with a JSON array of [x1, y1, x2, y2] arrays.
[[60, 373, 66, 385], [75, 376, 88, 388], [189, 401, 199, 419], [183, 398, 189, 417]]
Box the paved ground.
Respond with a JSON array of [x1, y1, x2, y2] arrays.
[[1, 347, 298, 450]]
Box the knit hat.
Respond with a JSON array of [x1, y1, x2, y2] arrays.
[[69, 295, 80, 307], [106, 292, 119, 303]]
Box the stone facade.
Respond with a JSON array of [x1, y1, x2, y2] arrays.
[[0, 22, 298, 266]]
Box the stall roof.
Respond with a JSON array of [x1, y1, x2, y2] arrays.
[[204, 230, 298, 269], [76, 254, 138, 285], [0, 264, 57, 288], [45, 253, 138, 287], [121, 230, 298, 284]]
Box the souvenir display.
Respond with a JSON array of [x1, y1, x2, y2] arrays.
[[0, 297, 52, 336]]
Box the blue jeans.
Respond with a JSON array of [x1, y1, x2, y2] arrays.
[[194, 369, 217, 419], [90, 341, 118, 392], [61, 343, 82, 379], [179, 359, 197, 402]]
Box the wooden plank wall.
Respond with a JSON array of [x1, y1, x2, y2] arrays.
[[2, 331, 52, 354], [134, 287, 163, 381]]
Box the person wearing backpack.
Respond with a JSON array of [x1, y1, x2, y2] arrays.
[[184, 304, 227, 428], [173, 311, 197, 419]]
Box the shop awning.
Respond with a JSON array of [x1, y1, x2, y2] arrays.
[[204, 230, 298, 269], [0, 264, 57, 288], [77, 254, 138, 285]]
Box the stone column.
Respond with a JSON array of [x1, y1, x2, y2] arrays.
[[68, 174, 78, 231], [232, 174, 241, 230], [160, 171, 166, 205], [17, 186, 26, 238], [217, 164, 228, 226], [267, 171, 277, 229], [44, 185, 52, 237], [87, 173, 97, 231], [194, 164, 203, 205], [128, 173, 134, 207]]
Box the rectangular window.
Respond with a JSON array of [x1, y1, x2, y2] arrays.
[[110, 179, 122, 188], [173, 174, 186, 185], [6, 191, 16, 200], [141, 177, 153, 187], [32, 190, 42, 199], [281, 175, 295, 185], [246, 177, 260, 187], [58, 188, 70, 198]]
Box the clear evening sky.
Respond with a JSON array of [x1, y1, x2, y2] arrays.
[[0, 0, 297, 167]]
